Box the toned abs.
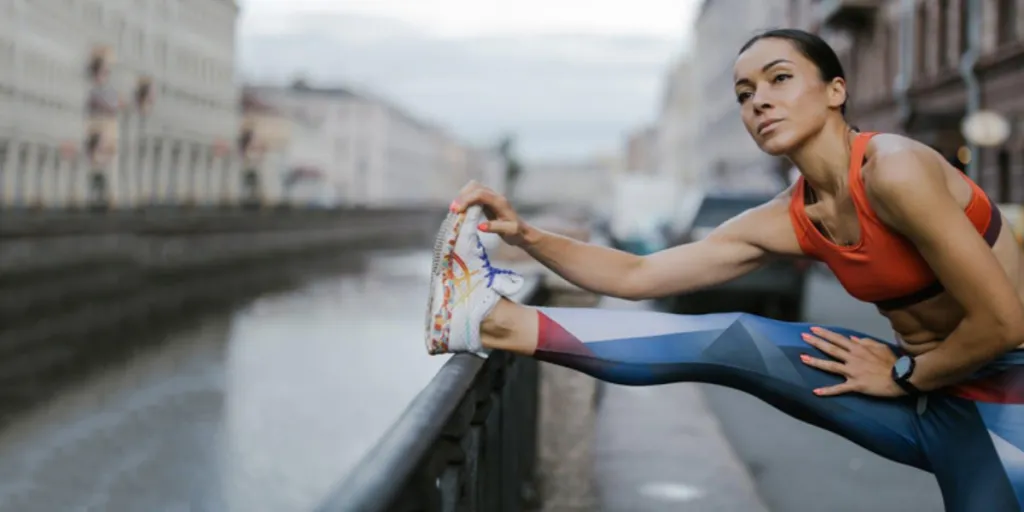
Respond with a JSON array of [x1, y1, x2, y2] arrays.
[[888, 227, 1024, 355]]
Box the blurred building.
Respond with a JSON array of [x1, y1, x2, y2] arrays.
[[625, 125, 660, 174], [515, 157, 616, 214], [238, 90, 293, 206], [244, 81, 500, 207], [657, 57, 700, 185], [0, 2, 91, 208], [790, 0, 1023, 203], [0, 0, 241, 209], [656, 56, 705, 224], [693, 0, 790, 193]]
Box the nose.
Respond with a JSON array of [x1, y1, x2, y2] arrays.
[[751, 87, 772, 113]]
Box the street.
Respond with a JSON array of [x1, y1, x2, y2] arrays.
[[701, 269, 945, 512]]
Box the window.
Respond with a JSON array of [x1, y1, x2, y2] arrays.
[[916, 3, 928, 77], [997, 0, 1018, 46], [885, 23, 898, 91], [137, 140, 147, 173], [937, 0, 949, 70], [168, 141, 181, 198], [1018, 149, 1024, 203], [958, 0, 970, 55], [16, 145, 27, 205], [997, 149, 1011, 203], [36, 145, 46, 176]]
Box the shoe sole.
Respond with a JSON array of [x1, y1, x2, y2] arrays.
[[425, 210, 465, 354]]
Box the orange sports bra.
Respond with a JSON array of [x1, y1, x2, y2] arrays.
[[789, 131, 1003, 311]]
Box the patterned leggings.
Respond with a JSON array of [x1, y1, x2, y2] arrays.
[[530, 307, 1024, 512]]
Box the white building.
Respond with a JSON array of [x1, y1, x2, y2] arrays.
[[693, 0, 789, 194], [246, 81, 502, 207], [655, 55, 706, 225], [515, 157, 616, 214], [656, 57, 699, 186], [0, 0, 242, 209], [624, 125, 660, 174]]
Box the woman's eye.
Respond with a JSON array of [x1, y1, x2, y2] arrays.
[[736, 92, 752, 103], [772, 74, 792, 83]]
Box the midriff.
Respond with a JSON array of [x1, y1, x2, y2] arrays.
[[885, 223, 1024, 355]]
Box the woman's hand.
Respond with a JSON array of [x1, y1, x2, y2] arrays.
[[799, 327, 905, 398], [451, 180, 531, 247]]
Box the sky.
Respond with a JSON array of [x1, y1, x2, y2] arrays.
[[237, 0, 702, 161]]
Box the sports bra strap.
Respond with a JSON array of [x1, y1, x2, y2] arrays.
[[849, 132, 877, 175], [847, 132, 879, 215]]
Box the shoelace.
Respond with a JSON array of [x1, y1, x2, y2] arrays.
[[475, 236, 518, 288]]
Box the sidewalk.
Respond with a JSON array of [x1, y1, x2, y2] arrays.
[[591, 298, 768, 512]]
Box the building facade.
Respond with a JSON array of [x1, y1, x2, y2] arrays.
[[0, 0, 242, 209], [244, 81, 503, 207], [624, 124, 660, 174], [655, 56, 708, 223], [656, 57, 699, 186], [693, 0, 791, 194], [789, 0, 1024, 203], [515, 157, 617, 214]]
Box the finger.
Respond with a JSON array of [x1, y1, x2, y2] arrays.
[[455, 188, 498, 213], [809, 326, 855, 350], [468, 190, 514, 220], [799, 354, 848, 376], [479, 220, 518, 235], [801, 333, 848, 361], [454, 181, 479, 199], [850, 335, 881, 346], [814, 381, 857, 396]]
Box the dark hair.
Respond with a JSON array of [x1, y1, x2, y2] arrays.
[[738, 28, 848, 115]]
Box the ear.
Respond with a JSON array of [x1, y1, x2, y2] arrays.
[[826, 77, 847, 110]]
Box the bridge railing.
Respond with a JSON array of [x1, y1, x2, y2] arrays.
[[316, 277, 549, 512]]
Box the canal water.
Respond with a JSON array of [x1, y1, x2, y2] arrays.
[[0, 249, 450, 512]]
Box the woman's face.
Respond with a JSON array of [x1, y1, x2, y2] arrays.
[[733, 38, 846, 156]]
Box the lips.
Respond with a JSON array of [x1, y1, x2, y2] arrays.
[[757, 119, 781, 134]]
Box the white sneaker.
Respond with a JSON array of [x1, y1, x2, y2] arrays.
[[425, 205, 524, 356]]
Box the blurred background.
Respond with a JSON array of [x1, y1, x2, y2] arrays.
[[0, 0, 1021, 511]]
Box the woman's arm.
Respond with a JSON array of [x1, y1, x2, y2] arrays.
[[867, 149, 1024, 391], [523, 196, 797, 300]]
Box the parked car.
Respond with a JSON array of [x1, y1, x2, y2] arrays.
[[658, 192, 810, 321]]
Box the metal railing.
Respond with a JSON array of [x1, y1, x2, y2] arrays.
[[317, 278, 549, 512]]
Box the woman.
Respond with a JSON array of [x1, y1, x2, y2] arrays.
[[425, 29, 1024, 511]]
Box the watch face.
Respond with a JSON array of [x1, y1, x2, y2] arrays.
[[894, 356, 913, 378]]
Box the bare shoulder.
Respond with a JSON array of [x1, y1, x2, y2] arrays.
[[711, 185, 804, 256], [859, 133, 958, 230], [860, 133, 946, 200]]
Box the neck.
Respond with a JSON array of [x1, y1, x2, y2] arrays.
[[789, 119, 857, 198]]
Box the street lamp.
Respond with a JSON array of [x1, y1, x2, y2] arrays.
[[961, 110, 1012, 148]]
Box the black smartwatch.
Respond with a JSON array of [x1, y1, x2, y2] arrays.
[[891, 355, 921, 396]]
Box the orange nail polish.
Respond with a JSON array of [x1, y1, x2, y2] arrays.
[[478, 222, 488, 231], [800, 354, 810, 362], [449, 200, 459, 212]]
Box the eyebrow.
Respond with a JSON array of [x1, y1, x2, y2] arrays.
[[734, 58, 795, 87]]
